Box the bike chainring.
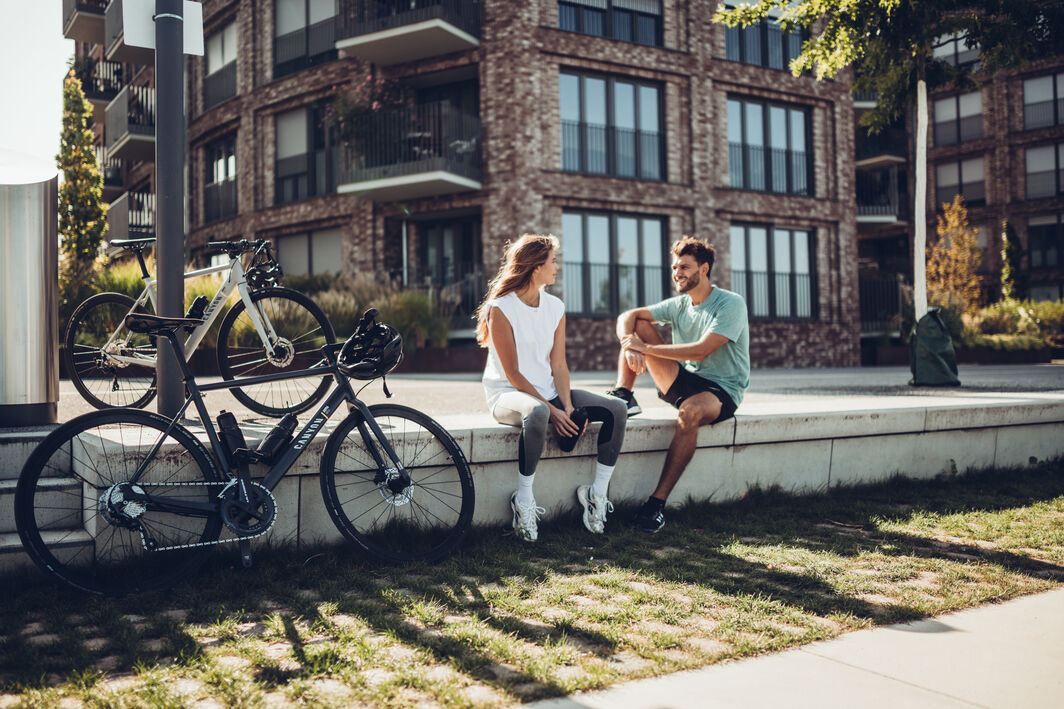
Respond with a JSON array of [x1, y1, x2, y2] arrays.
[[219, 480, 277, 536]]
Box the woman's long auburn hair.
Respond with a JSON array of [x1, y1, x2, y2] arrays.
[[475, 233, 560, 346]]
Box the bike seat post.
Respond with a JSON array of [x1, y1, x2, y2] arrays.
[[135, 248, 151, 278]]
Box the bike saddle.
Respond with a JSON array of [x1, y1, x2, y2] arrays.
[[110, 237, 157, 252], [124, 312, 203, 335]]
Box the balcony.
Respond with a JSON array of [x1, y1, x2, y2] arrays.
[[337, 101, 482, 201], [204, 179, 238, 224], [107, 190, 155, 242], [76, 57, 124, 124], [62, 0, 106, 43], [203, 62, 237, 111], [852, 89, 878, 109], [105, 0, 155, 65], [274, 17, 338, 79], [337, 0, 480, 66], [95, 146, 124, 202], [106, 85, 156, 163], [857, 166, 907, 223], [856, 127, 907, 168]]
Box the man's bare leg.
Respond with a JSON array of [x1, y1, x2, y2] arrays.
[[650, 391, 723, 501], [616, 320, 676, 392]]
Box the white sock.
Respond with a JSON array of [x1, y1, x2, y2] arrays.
[[516, 474, 536, 506], [592, 462, 614, 499]]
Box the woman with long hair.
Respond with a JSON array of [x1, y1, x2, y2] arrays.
[[476, 234, 628, 542]]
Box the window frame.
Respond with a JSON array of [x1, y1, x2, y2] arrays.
[[204, 135, 237, 224], [557, 0, 663, 48], [933, 91, 982, 146], [273, 0, 338, 79], [561, 210, 669, 318], [727, 95, 813, 196], [1025, 143, 1064, 200], [274, 102, 340, 205], [935, 156, 986, 207], [1028, 214, 1062, 270], [723, 8, 805, 71], [560, 70, 665, 181], [729, 223, 817, 321], [275, 227, 345, 277], [1024, 72, 1064, 130]]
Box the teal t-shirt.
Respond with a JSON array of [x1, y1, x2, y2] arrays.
[[646, 287, 750, 407]]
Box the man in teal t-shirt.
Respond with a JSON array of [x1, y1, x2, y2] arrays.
[[606, 237, 750, 533]]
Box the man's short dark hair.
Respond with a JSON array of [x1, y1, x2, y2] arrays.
[[671, 237, 715, 273]]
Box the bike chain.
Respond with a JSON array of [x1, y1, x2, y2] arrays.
[[131, 480, 277, 553]]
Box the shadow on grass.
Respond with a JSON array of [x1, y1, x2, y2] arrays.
[[1, 460, 1062, 697]]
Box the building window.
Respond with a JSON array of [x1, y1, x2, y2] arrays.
[[730, 224, 815, 320], [933, 92, 982, 146], [724, 9, 803, 70], [275, 103, 339, 205], [560, 72, 663, 180], [1025, 144, 1064, 200], [204, 22, 237, 110], [274, 0, 337, 79], [204, 136, 237, 223], [276, 227, 344, 275], [1028, 214, 1062, 270], [1024, 73, 1064, 130], [561, 211, 667, 316], [727, 97, 811, 195], [936, 157, 985, 206], [558, 0, 662, 47], [933, 32, 979, 67]]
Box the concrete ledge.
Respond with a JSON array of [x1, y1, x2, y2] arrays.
[[2, 395, 1063, 571]]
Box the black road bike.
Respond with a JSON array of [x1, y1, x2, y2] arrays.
[[16, 309, 474, 595]]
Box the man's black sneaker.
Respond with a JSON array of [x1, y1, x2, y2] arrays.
[[634, 499, 665, 533], [606, 387, 642, 416]]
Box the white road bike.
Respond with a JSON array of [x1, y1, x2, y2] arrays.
[[63, 238, 336, 417]]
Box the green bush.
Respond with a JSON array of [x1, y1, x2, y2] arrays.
[[283, 271, 344, 295], [897, 287, 965, 343], [374, 289, 450, 351], [961, 333, 1048, 351]]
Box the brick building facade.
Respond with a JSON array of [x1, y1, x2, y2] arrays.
[[69, 0, 861, 370]]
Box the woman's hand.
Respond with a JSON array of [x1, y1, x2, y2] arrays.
[[549, 404, 583, 437]]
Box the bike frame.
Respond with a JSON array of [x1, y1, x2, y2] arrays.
[[102, 253, 279, 368], [128, 332, 404, 519]]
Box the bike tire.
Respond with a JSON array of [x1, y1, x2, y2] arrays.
[[15, 409, 224, 596], [216, 288, 336, 417], [319, 404, 475, 564], [64, 292, 158, 410]]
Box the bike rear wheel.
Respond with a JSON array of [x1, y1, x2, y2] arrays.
[[319, 404, 474, 563], [15, 409, 223, 595], [64, 292, 157, 410], [216, 288, 336, 417]]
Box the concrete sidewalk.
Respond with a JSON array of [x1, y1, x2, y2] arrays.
[[531, 587, 1064, 709]]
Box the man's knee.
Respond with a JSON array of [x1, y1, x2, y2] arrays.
[[676, 397, 721, 431], [525, 402, 550, 431]]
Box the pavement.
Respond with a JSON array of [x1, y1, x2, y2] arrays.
[[40, 363, 1064, 707], [530, 587, 1064, 709]]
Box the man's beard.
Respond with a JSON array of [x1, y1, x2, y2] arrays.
[[676, 270, 700, 293]]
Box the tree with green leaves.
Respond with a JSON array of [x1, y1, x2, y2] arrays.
[[56, 68, 107, 326], [928, 195, 982, 314], [999, 219, 1026, 302], [715, 1, 1064, 319]]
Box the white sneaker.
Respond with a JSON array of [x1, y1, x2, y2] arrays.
[[576, 485, 613, 534], [510, 492, 545, 542]]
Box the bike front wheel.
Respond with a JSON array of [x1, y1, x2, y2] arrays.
[[216, 288, 336, 417], [64, 292, 157, 410], [14, 409, 223, 596], [319, 404, 475, 563]]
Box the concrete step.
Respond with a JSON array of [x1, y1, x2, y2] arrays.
[[0, 528, 93, 575], [0, 429, 53, 481], [0, 477, 85, 535]]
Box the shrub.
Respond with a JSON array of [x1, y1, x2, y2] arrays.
[[374, 289, 451, 351]]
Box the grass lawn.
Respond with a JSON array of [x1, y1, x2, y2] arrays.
[[2, 458, 1063, 707]]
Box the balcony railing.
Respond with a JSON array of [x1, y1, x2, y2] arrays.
[[856, 127, 907, 163], [204, 180, 238, 224], [857, 166, 907, 220], [274, 17, 338, 79], [934, 115, 982, 146], [203, 62, 237, 111], [561, 121, 663, 180], [853, 90, 878, 104], [62, 0, 106, 43], [728, 143, 811, 196], [108, 190, 155, 242], [731, 269, 815, 320], [406, 260, 484, 330], [859, 275, 904, 334], [336, 0, 480, 65], [95, 146, 124, 200], [562, 262, 667, 316], [76, 58, 123, 104], [337, 101, 482, 199], [106, 85, 156, 163]]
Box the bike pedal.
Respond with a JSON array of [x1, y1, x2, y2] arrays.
[[239, 539, 253, 568]]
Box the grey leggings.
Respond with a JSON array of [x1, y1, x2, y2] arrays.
[[491, 389, 628, 476]]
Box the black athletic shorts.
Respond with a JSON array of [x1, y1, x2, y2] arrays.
[[657, 368, 737, 423]]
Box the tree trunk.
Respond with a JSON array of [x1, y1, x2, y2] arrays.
[[914, 79, 928, 320]]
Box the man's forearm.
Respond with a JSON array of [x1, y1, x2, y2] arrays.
[[642, 341, 710, 362], [616, 310, 642, 339]]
